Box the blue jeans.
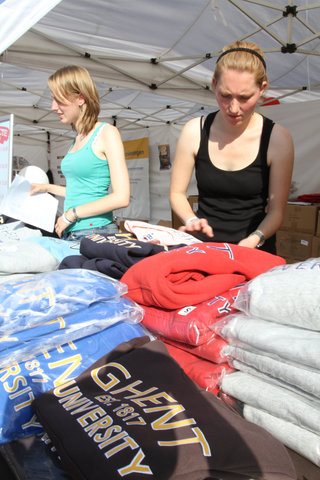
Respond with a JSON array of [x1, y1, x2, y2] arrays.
[[62, 223, 118, 242]]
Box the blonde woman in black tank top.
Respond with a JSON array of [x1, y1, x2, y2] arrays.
[[170, 41, 294, 254]]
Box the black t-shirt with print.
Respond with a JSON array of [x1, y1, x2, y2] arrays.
[[32, 336, 296, 480]]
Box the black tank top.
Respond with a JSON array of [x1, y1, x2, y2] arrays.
[[195, 111, 276, 253]]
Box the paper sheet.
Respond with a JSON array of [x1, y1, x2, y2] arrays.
[[0, 174, 58, 232]]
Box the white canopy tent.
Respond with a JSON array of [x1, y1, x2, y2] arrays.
[[0, 0, 320, 220]]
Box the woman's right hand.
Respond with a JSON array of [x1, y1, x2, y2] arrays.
[[29, 183, 49, 195], [179, 217, 214, 238]]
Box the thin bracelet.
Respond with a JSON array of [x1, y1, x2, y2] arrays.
[[185, 216, 198, 226], [62, 212, 73, 225], [72, 207, 79, 221]]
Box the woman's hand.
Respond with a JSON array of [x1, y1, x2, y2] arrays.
[[54, 215, 69, 238], [238, 231, 264, 249], [29, 183, 49, 195], [179, 217, 214, 238], [238, 236, 259, 248]]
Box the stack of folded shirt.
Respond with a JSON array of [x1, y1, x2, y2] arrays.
[[218, 258, 320, 466], [122, 242, 285, 394]]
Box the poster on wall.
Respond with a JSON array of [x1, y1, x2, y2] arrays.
[[115, 137, 150, 221], [158, 144, 171, 170], [0, 114, 14, 204]]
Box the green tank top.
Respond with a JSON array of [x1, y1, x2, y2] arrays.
[[61, 123, 113, 232]]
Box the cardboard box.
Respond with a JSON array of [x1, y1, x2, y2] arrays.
[[282, 257, 306, 265], [280, 203, 320, 234], [171, 195, 199, 230], [316, 210, 320, 237], [157, 220, 172, 228], [118, 219, 149, 232], [312, 236, 320, 258], [276, 230, 313, 260]]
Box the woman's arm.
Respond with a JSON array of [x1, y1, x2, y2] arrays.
[[238, 123, 294, 248], [30, 183, 66, 197], [170, 117, 213, 237]]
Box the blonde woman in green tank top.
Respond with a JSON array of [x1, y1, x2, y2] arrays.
[[30, 65, 130, 241]]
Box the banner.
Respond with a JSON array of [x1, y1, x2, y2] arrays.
[[0, 0, 62, 54], [115, 137, 150, 221], [0, 114, 14, 204]]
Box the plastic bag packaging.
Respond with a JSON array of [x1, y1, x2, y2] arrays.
[[233, 358, 320, 407], [0, 433, 72, 480], [215, 311, 314, 363], [214, 312, 320, 371], [217, 390, 244, 415], [141, 283, 243, 346], [0, 268, 127, 334], [221, 342, 320, 400], [159, 331, 229, 364], [233, 258, 320, 331], [0, 296, 144, 368], [26, 236, 80, 262], [164, 341, 234, 395], [0, 321, 146, 444], [221, 370, 320, 435], [243, 405, 320, 467]]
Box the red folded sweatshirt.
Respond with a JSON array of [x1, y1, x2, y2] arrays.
[[122, 242, 286, 309]]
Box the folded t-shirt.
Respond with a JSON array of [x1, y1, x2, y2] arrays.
[[33, 336, 296, 480], [122, 242, 286, 309]]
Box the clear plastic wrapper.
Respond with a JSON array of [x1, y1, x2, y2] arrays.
[[0, 433, 72, 480], [0, 320, 146, 444], [159, 332, 229, 364], [164, 341, 234, 395], [230, 359, 320, 409], [221, 342, 320, 400], [0, 296, 144, 367], [26, 235, 80, 262], [213, 312, 320, 370], [141, 283, 244, 345], [233, 258, 320, 331], [221, 370, 320, 435], [0, 268, 127, 334], [243, 405, 320, 467]]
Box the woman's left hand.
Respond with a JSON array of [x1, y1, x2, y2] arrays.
[[55, 215, 69, 238], [238, 235, 259, 249]]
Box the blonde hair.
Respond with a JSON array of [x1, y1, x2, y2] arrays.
[[214, 41, 268, 88], [48, 65, 100, 135]]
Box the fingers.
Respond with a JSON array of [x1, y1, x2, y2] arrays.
[[29, 186, 39, 196], [55, 216, 68, 238], [202, 224, 214, 237], [29, 183, 48, 195], [54, 221, 62, 238], [179, 218, 214, 238]]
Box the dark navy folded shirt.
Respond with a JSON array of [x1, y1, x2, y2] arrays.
[[59, 232, 182, 279]]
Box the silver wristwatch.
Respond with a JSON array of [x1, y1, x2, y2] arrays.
[[251, 230, 265, 248]]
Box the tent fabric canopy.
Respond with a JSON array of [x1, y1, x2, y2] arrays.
[[1, 0, 320, 138]]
